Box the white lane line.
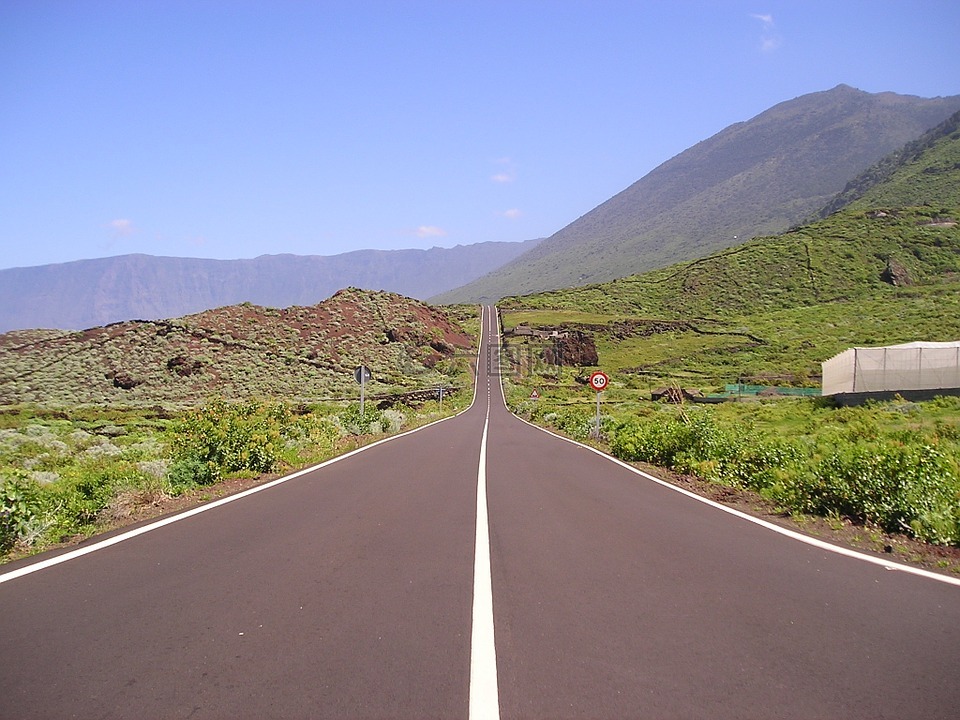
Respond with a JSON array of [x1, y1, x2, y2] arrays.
[[511, 414, 960, 589], [469, 319, 501, 720]]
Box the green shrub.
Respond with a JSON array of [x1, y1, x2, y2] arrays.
[[338, 404, 387, 436], [611, 405, 960, 545], [169, 398, 295, 483], [41, 466, 133, 539], [166, 456, 216, 492], [0, 472, 43, 551], [612, 409, 797, 485], [541, 408, 595, 440], [790, 441, 959, 544]]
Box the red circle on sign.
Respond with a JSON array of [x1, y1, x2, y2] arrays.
[[589, 371, 608, 391]]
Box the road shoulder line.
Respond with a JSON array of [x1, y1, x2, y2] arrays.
[[509, 414, 960, 589]]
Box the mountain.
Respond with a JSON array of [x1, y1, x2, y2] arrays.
[[818, 109, 960, 215], [0, 288, 474, 407], [496, 109, 960, 385], [0, 239, 539, 332], [434, 85, 960, 304]]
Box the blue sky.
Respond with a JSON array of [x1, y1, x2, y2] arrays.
[[2, 1, 958, 270]]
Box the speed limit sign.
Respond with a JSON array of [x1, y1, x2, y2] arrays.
[[589, 371, 608, 392]]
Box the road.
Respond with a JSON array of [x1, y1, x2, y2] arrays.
[[2, 305, 959, 719]]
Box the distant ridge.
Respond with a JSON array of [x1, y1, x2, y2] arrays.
[[0, 239, 540, 332], [434, 85, 960, 303]]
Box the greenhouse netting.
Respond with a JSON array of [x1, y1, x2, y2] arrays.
[[822, 341, 960, 396]]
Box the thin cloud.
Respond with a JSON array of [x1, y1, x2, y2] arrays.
[[491, 156, 516, 183], [415, 225, 447, 238], [107, 218, 135, 236], [750, 13, 782, 52], [501, 208, 522, 219]]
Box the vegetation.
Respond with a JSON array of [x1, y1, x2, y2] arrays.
[[434, 86, 960, 303], [0, 390, 473, 560], [506, 380, 960, 546], [820, 109, 960, 214], [500, 205, 960, 388], [0, 288, 476, 407]]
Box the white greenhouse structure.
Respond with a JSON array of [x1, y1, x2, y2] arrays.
[[822, 341, 960, 396]]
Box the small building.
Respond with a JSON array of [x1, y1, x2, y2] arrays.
[[822, 341, 960, 404]]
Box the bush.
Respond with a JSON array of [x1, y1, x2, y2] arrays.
[[611, 410, 805, 491], [0, 473, 43, 551], [789, 441, 959, 544], [338, 404, 387, 436], [166, 456, 216, 492], [610, 404, 960, 545], [169, 398, 295, 484]]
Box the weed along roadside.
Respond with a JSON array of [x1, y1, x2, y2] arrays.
[[0, 389, 472, 564], [503, 369, 960, 575]]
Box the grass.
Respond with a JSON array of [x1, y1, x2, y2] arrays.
[[498, 206, 960, 391]]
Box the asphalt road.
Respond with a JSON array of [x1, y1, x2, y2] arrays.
[[2, 306, 959, 719]]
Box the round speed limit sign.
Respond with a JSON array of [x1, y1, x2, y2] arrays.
[[589, 371, 609, 392]]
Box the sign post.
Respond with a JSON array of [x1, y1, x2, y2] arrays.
[[354, 365, 372, 414], [588, 371, 608, 438]]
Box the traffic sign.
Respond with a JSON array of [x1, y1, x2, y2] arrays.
[[589, 371, 608, 392], [354, 366, 372, 384], [530, 389, 540, 400], [354, 365, 372, 414]]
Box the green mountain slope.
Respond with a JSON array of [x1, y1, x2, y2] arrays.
[[498, 115, 960, 386], [436, 85, 960, 304], [820, 109, 960, 214]]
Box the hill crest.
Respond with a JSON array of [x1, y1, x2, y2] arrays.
[[0, 288, 474, 407]]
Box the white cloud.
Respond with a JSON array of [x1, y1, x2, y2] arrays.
[[107, 218, 135, 236], [415, 225, 447, 238], [750, 13, 782, 52], [491, 172, 514, 183], [501, 208, 522, 219]]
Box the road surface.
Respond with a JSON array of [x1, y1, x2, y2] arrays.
[[2, 305, 959, 719]]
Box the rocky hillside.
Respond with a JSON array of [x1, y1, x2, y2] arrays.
[[435, 85, 960, 303], [0, 239, 539, 333], [0, 288, 475, 407]]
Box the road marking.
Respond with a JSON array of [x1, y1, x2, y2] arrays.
[[512, 415, 960, 589], [469, 386, 500, 720]]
